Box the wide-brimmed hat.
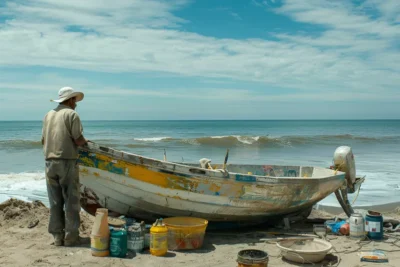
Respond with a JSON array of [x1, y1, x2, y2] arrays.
[[51, 87, 84, 103]]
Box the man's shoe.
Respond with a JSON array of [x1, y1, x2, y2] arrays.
[[64, 237, 81, 247], [54, 239, 64, 246], [53, 234, 64, 246]]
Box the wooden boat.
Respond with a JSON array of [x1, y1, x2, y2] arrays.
[[78, 142, 363, 226]]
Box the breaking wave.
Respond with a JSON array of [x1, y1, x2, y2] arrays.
[[1, 134, 398, 150], [172, 134, 397, 147], [0, 172, 48, 206], [122, 134, 398, 148], [133, 137, 172, 142]]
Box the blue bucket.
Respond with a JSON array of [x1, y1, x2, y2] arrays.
[[365, 210, 383, 240], [109, 228, 128, 258]]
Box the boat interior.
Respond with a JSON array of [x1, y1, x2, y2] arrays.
[[179, 162, 337, 178]]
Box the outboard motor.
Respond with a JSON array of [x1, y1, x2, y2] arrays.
[[333, 146, 356, 193], [331, 146, 366, 217]]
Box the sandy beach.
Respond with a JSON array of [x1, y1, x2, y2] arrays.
[[0, 198, 399, 267]]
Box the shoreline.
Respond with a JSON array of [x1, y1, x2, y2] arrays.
[[315, 201, 400, 215]]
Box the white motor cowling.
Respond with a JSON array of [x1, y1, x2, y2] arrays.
[[333, 146, 356, 187]]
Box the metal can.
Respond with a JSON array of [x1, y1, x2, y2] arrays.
[[349, 213, 365, 240]]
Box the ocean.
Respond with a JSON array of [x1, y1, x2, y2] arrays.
[[0, 120, 399, 208]]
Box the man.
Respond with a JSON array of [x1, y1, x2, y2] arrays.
[[41, 87, 88, 246]]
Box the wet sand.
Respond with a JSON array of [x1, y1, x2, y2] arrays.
[[316, 201, 400, 215]]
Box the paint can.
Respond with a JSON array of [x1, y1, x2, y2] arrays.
[[349, 213, 365, 240], [109, 227, 128, 258], [365, 210, 383, 240], [127, 235, 144, 253], [237, 249, 269, 267], [127, 222, 145, 253]]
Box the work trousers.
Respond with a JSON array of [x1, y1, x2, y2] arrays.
[[45, 159, 81, 240]]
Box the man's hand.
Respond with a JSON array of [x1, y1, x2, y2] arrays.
[[74, 135, 88, 146]]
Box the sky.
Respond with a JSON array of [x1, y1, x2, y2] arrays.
[[0, 0, 399, 120]]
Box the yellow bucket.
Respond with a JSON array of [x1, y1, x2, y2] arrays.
[[163, 217, 208, 250]]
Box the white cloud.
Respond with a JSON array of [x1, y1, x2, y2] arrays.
[[2, 0, 187, 28], [230, 12, 242, 20], [278, 1, 399, 46], [2, 77, 399, 106], [362, 0, 400, 22], [0, 0, 399, 101]]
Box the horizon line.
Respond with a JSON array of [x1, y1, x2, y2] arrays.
[[1, 119, 400, 122]]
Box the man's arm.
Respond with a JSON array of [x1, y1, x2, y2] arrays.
[[71, 112, 87, 146]]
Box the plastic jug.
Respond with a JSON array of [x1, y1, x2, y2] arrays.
[[110, 227, 128, 258], [150, 219, 168, 256], [90, 208, 110, 257]]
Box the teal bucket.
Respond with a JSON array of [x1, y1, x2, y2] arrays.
[[109, 227, 128, 258], [365, 211, 383, 240]]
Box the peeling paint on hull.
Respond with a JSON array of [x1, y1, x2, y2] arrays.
[[78, 143, 345, 223]]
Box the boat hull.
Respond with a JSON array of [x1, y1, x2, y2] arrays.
[[78, 143, 345, 224]]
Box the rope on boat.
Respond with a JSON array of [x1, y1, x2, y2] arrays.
[[351, 182, 362, 205]]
